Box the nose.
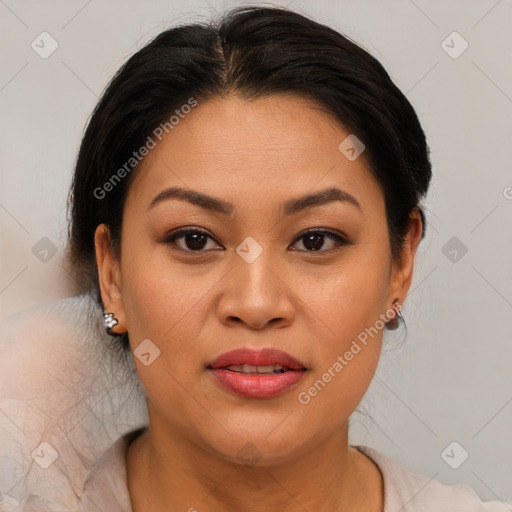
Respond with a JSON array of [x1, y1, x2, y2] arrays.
[[216, 251, 296, 330]]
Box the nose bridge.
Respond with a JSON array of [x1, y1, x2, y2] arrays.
[[217, 237, 295, 328], [233, 236, 280, 302]]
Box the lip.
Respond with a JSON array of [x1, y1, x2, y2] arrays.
[[208, 347, 307, 370], [207, 347, 307, 399]]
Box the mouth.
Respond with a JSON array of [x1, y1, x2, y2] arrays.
[[219, 363, 297, 374], [207, 348, 307, 398], [207, 347, 307, 371]]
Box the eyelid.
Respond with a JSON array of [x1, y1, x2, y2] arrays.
[[291, 227, 351, 244], [163, 226, 352, 254]]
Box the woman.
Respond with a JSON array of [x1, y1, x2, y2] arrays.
[[66, 5, 508, 511]]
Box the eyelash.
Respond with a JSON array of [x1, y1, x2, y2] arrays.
[[163, 227, 352, 254]]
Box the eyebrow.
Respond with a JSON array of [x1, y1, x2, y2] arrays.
[[147, 186, 362, 216]]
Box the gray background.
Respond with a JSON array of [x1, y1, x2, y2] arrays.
[[1, 0, 511, 504]]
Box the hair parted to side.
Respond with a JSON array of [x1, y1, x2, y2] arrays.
[[66, 4, 432, 306]]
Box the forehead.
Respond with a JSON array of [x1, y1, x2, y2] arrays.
[[125, 93, 383, 215]]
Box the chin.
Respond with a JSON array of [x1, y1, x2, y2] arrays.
[[201, 426, 314, 468]]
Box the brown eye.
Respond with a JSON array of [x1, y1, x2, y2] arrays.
[[164, 228, 222, 252], [290, 229, 351, 253]]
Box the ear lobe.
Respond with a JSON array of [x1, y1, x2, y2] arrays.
[[94, 224, 126, 331]]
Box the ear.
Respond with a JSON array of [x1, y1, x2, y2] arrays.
[[387, 208, 424, 308], [94, 223, 126, 334]]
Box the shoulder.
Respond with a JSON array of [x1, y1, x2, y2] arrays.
[[354, 445, 511, 512], [78, 427, 147, 512]]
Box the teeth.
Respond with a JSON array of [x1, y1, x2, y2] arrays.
[[224, 364, 285, 374]]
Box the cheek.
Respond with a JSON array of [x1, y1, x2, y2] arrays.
[[119, 248, 215, 419], [300, 247, 390, 349], [296, 288, 384, 431], [119, 230, 216, 342], [293, 247, 389, 414]]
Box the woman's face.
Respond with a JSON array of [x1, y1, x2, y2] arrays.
[[96, 93, 421, 465]]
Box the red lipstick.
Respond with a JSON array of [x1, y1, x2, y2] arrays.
[[207, 348, 307, 399]]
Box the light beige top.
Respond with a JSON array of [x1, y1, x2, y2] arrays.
[[77, 427, 511, 512]]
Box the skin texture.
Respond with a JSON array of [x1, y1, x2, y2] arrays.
[[95, 93, 423, 511]]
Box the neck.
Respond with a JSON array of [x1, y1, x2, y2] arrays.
[[127, 410, 383, 512]]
